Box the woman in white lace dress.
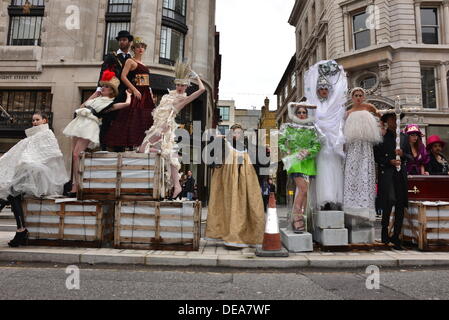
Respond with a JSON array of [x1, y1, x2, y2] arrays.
[[138, 62, 205, 199], [343, 88, 382, 226]]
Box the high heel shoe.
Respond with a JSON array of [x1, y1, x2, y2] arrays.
[[0, 199, 9, 212], [20, 229, 29, 246]]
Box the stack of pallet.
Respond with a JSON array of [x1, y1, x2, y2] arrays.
[[23, 152, 201, 251]]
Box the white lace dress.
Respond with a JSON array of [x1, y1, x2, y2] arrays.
[[140, 91, 183, 194], [0, 124, 69, 200], [343, 110, 382, 222]]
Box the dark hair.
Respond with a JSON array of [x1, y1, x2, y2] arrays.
[[296, 106, 308, 115], [33, 111, 48, 121]]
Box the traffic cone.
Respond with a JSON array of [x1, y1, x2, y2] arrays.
[[255, 192, 289, 257]]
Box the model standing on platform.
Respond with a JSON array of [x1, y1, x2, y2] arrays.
[[63, 72, 132, 196], [105, 38, 156, 150], [343, 88, 382, 222], [279, 102, 321, 233], [0, 112, 68, 247], [139, 61, 205, 199], [205, 124, 266, 249], [96, 30, 133, 150], [304, 60, 347, 211]]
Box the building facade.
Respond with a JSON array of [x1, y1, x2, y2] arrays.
[[216, 99, 235, 134], [286, 0, 449, 157], [0, 0, 220, 159]]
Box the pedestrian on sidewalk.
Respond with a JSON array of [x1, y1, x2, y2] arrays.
[[184, 170, 196, 201]]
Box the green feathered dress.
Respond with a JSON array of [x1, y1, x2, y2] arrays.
[[279, 124, 321, 176]]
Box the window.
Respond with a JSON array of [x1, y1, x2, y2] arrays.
[[358, 74, 377, 90], [163, 0, 186, 24], [291, 72, 297, 89], [218, 106, 230, 121], [421, 67, 437, 109], [8, 0, 45, 46], [284, 86, 289, 100], [421, 8, 439, 44], [104, 0, 132, 55], [160, 26, 185, 64], [218, 125, 229, 135], [0, 89, 52, 129], [352, 11, 370, 50]]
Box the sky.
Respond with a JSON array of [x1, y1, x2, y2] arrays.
[[215, 0, 296, 110]]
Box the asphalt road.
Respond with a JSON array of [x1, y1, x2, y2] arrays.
[[0, 263, 448, 300]]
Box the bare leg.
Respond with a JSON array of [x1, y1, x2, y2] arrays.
[[171, 164, 182, 199], [70, 138, 90, 193], [292, 177, 309, 232], [138, 134, 162, 153]]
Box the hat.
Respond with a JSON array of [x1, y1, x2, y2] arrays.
[[426, 135, 446, 150], [380, 108, 406, 122], [174, 60, 192, 86], [99, 70, 120, 97], [116, 30, 134, 42], [288, 101, 316, 124], [131, 36, 147, 49], [404, 124, 423, 137]]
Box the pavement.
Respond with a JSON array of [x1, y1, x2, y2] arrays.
[[1, 206, 449, 269]]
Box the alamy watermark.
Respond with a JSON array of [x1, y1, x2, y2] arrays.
[[65, 265, 80, 290]]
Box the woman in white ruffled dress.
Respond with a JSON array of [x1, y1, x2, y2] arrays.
[[138, 62, 205, 199], [63, 71, 132, 196], [343, 87, 382, 225], [0, 112, 69, 247]]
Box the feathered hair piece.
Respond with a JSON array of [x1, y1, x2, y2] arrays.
[[101, 69, 116, 82], [174, 59, 192, 86]]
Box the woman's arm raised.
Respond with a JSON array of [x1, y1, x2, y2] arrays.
[[175, 76, 206, 111]]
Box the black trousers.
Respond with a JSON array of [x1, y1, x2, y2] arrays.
[[381, 172, 407, 243], [7, 194, 26, 229], [263, 195, 269, 212]]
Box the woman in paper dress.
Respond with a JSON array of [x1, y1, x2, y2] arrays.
[[138, 61, 205, 199], [205, 124, 266, 249], [343, 88, 382, 223], [304, 60, 348, 211], [279, 102, 321, 233], [0, 112, 68, 247], [105, 38, 156, 150], [63, 71, 132, 196]]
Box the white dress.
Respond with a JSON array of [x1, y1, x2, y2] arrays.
[[140, 91, 183, 194], [0, 124, 69, 200], [343, 110, 382, 221], [63, 96, 114, 149], [304, 60, 348, 208]]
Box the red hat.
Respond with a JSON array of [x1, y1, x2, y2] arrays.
[[426, 135, 446, 150]]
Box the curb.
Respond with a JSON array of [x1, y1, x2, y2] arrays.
[[2, 247, 449, 269]]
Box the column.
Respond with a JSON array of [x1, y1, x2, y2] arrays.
[[440, 64, 449, 110], [443, 0, 449, 44], [415, 1, 422, 44]]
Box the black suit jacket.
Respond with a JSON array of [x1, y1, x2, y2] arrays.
[[99, 52, 130, 103], [374, 130, 412, 208]]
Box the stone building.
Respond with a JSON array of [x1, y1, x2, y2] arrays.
[[0, 0, 220, 199], [0, 0, 220, 156], [282, 0, 449, 157], [216, 99, 235, 134]]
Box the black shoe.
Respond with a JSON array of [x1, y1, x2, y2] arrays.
[[392, 243, 404, 251], [8, 229, 29, 248], [0, 199, 9, 212]]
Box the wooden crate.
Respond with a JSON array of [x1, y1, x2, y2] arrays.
[[402, 201, 449, 251], [114, 201, 201, 251], [23, 198, 115, 248], [78, 152, 162, 201]]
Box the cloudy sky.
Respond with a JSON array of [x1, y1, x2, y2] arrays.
[[215, 0, 296, 110]]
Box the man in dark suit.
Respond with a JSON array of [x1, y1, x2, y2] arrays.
[[94, 30, 133, 151], [374, 112, 412, 250]]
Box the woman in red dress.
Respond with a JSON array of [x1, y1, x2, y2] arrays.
[[105, 38, 155, 149]]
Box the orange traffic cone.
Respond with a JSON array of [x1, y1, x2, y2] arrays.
[[256, 192, 289, 257]]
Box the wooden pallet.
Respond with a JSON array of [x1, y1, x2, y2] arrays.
[[315, 242, 394, 252], [402, 202, 449, 251], [78, 152, 162, 201], [23, 198, 114, 248], [114, 201, 201, 251]]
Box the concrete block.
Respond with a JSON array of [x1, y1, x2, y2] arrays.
[[314, 228, 348, 246], [281, 229, 313, 253], [348, 228, 375, 244], [345, 210, 375, 228], [314, 211, 345, 229]]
